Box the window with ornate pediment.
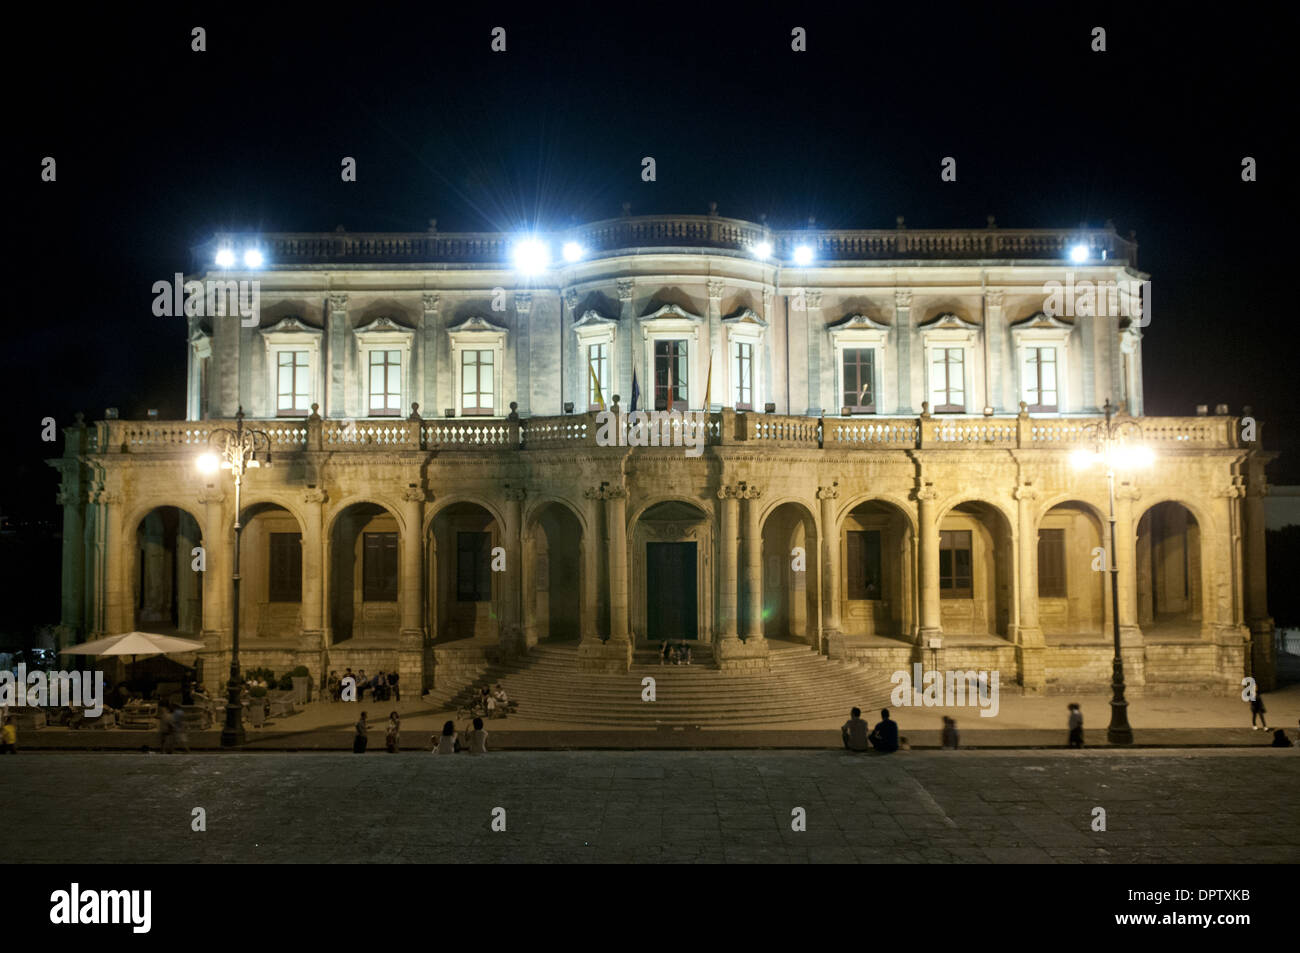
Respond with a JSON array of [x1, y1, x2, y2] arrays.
[[723, 308, 766, 411], [1011, 311, 1073, 414], [259, 316, 323, 418], [448, 316, 508, 417], [354, 316, 414, 418], [918, 313, 980, 414], [828, 313, 890, 414], [639, 303, 704, 411], [572, 309, 617, 411]]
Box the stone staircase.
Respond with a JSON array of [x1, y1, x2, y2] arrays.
[[429, 641, 897, 727]]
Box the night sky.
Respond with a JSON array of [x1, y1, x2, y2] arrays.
[[5, 4, 1293, 625]]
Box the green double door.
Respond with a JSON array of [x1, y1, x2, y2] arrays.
[[646, 542, 698, 641]]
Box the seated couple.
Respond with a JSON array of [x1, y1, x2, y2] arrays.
[[841, 707, 899, 754]]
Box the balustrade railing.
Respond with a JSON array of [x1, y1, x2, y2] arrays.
[[88, 412, 1245, 455]]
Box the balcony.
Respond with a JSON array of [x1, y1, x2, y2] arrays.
[[84, 411, 1245, 456]]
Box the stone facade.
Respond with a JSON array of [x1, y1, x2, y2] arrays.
[[48, 214, 1277, 697]]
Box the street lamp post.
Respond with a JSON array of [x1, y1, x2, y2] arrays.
[[1073, 399, 1152, 745], [198, 407, 272, 748]]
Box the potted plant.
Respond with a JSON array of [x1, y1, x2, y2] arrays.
[[289, 665, 312, 703]]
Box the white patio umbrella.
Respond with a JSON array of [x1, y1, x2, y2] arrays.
[[59, 632, 206, 657]]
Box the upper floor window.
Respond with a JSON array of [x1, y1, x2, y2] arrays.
[[939, 529, 973, 597], [275, 351, 311, 417], [654, 340, 688, 411], [842, 348, 876, 413], [368, 350, 402, 416], [461, 349, 495, 416], [931, 348, 966, 413], [732, 341, 753, 410], [587, 342, 609, 411], [1022, 347, 1058, 412]]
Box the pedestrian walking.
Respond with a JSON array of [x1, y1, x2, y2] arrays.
[[941, 716, 960, 749], [1067, 703, 1084, 748], [388, 670, 400, 702], [386, 711, 400, 753], [353, 711, 369, 753], [0, 715, 16, 753], [159, 701, 175, 754], [1250, 692, 1268, 730], [171, 704, 189, 753]]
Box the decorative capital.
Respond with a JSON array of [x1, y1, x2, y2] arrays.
[[1013, 485, 1038, 501], [55, 486, 79, 506], [603, 487, 628, 501], [707, 279, 725, 300], [717, 485, 738, 501], [1215, 484, 1246, 499], [1115, 484, 1142, 502], [984, 290, 1005, 309], [197, 487, 225, 505], [616, 279, 635, 302], [514, 293, 532, 315], [563, 288, 579, 310], [583, 487, 604, 501], [401, 487, 427, 503], [737, 482, 762, 500], [804, 290, 823, 310], [303, 488, 329, 504], [912, 484, 938, 503], [503, 487, 527, 502], [815, 486, 839, 500], [420, 293, 440, 313], [895, 289, 913, 309], [327, 293, 349, 314]]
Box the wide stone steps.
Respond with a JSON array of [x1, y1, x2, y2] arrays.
[[433, 643, 897, 726]]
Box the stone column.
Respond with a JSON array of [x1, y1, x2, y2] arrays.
[[1243, 465, 1275, 689], [915, 483, 941, 642], [617, 279, 636, 406], [99, 489, 130, 636], [984, 290, 1009, 412], [514, 294, 532, 416], [895, 290, 914, 414], [1014, 484, 1045, 693], [54, 481, 85, 650], [1114, 482, 1145, 689], [717, 485, 740, 644], [740, 482, 764, 642], [399, 485, 427, 687], [326, 293, 349, 418], [817, 485, 841, 652], [707, 279, 725, 410], [500, 487, 526, 655], [804, 290, 824, 415], [1210, 481, 1249, 689], [421, 294, 440, 417], [198, 485, 228, 692], [605, 487, 629, 643], [301, 488, 327, 679]]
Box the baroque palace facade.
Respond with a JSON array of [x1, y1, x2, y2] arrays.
[[49, 212, 1276, 696]]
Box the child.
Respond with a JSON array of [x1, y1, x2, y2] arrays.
[[941, 716, 959, 749]]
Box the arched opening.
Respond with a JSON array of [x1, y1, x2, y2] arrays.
[[430, 502, 501, 645], [528, 502, 583, 642], [939, 501, 1012, 640], [134, 506, 203, 635], [633, 500, 711, 645], [839, 499, 914, 641], [760, 501, 819, 644], [1039, 501, 1108, 641], [238, 502, 304, 640], [330, 502, 400, 645], [1137, 501, 1202, 638]]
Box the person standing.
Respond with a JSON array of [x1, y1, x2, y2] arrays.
[[386, 712, 400, 753], [171, 704, 190, 753], [158, 702, 175, 754], [1250, 692, 1268, 730], [1067, 703, 1084, 748], [353, 711, 369, 753], [941, 716, 960, 749], [0, 715, 16, 753], [388, 670, 400, 702]]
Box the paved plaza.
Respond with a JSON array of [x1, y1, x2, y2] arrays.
[[2, 749, 1297, 863]]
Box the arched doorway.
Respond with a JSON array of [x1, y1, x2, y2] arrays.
[[1038, 501, 1107, 638], [840, 499, 913, 640], [632, 500, 712, 644], [329, 502, 401, 645], [135, 506, 203, 634], [238, 502, 305, 640], [760, 501, 819, 643], [1137, 501, 1202, 638], [938, 501, 1012, 638], [528, 502, 583, 642], [430, 502, 501, 645]]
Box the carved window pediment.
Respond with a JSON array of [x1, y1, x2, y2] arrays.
[[354, 315, 414, 336], [639, 303, 704, 325], [722, 307, 767, 328]]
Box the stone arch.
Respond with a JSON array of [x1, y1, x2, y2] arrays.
[[937, 499, 1014, 639], [238, 501, 306, 641], [834, 492, 919, 538], [1135, 500, 1204, 638], [423, 493, 507, 537], [429, 501, 504, 645], [526, 500, 585, 643], [840, 498, 915, 640], [1038, 499, 1108, 638], [326, 496, 406, 539], [132, 505, 205, 636], [759, 500, 820, 644], [633, 498, 713, 644], [328, 501, 403, 645]]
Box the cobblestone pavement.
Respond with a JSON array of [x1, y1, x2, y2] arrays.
[[2, 750, 1296, 864]]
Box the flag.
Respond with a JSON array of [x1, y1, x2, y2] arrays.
[[703, 348, 713, 410], [630, 367, 640, 412], [588, 358, 606, 411]]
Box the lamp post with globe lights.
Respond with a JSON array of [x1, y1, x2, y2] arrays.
[[1070, 399, 1153, 744], [197, 407, 272, 747]]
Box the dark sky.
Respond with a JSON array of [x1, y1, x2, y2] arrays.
[[7, 1, 1296, 530]]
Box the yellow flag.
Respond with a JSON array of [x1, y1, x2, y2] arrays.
[[588, 359, 606, 411], [703, 349, 713, 410]]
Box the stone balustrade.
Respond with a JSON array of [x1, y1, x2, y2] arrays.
[[87, 412, 1249, 456]]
